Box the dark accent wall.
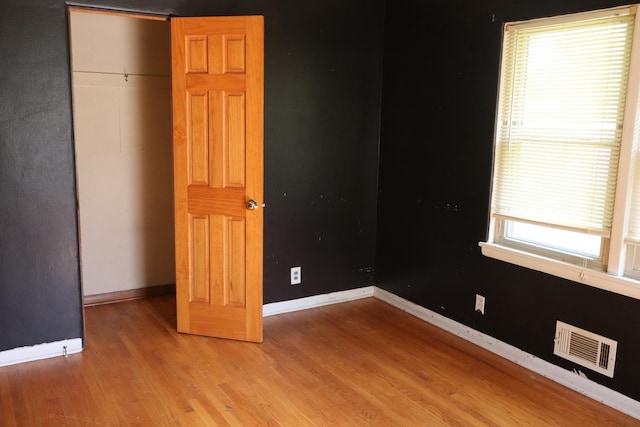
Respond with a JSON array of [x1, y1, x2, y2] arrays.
[[377, 0, 640, 401], [0, 2, 83, 353], [0, 0, 384, 352]]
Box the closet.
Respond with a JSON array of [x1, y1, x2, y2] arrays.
[[69, 10, 175, 298]]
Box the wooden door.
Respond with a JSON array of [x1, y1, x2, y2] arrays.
[[171, 16, 264, 342]]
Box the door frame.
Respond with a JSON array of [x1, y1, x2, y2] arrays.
[[66, 5, 265, 343]]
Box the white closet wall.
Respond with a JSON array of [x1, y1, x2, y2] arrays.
[[70, 11, 175, 296]]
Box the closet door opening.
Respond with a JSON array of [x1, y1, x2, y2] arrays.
[[69, 9, 176, 303]]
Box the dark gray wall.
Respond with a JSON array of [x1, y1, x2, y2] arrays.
[[0, 2, 83, 352], [0, 0, 384, 351], [377, 0, 640, 401]]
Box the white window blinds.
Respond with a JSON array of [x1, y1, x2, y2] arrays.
[[493, 10, 635, 237]]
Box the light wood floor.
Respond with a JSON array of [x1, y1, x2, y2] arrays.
[[1, 296, 638, 426]]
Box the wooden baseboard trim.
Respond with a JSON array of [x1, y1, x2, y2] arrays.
[[84, 284, 176, 307], [263, 286, 375, 317], [0, 338, 83, 368]]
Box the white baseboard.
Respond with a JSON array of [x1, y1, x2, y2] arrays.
[[263, 286, 375, 317], [0, 338, 83, 367], [373, 287, 640, 420]]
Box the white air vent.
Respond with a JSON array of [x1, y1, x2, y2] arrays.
[[553, 321, 617, 378]]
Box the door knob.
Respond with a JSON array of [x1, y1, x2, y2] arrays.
[[247, 199, 259, 210]]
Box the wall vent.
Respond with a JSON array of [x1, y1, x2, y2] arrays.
[[553, 321, 617, 378]]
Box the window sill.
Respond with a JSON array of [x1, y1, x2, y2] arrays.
[[479, 242, 640, 300]]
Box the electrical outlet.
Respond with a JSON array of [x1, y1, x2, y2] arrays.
[[291, 266, 301, 285], [475, 294, 485, 315]]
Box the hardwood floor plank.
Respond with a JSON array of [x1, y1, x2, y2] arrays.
[[8, 363, 44, 426], [0, 295, 637, 426], [0, 370, 18, 426], [188, 397, 224, 426]]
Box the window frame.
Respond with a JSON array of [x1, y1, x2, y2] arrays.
[[481, 5, 640, 301]]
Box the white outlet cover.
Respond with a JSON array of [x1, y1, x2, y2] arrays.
[[291, 266, 301, 285]]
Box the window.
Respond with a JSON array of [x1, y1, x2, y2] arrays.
[[481, 6, 640, 299]]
